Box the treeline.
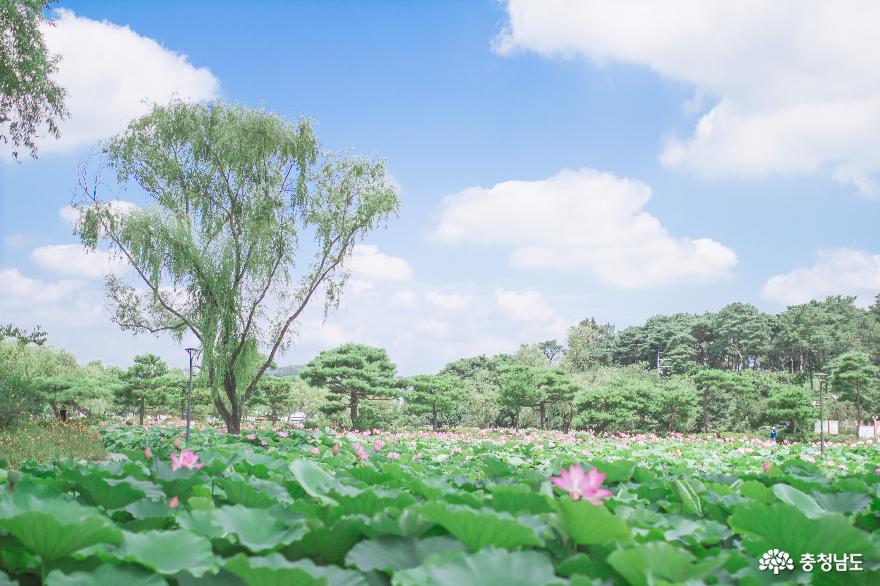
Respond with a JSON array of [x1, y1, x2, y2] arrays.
[[0, 336, 326, 430], [2, 293, 878, 436], [557, 295, 880, 376]]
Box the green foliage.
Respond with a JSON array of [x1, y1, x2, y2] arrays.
[[765, 384, 816, 435], [533, 368, 579, 430], [300, 343, 398, 428], [117, 354, 171, 422], [404, 374, 464, 431], [74, 100, 399, 434], [831, 351, 878, 426], [573, 374, 697, 434], [561, 317, 615, 372], [4, 424, 879, 585], [497, 364, 540, 429], [249, 375, 296, 421], [0, 0, 67, 159]]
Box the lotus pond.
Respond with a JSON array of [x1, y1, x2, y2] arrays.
[[1, 425, 880, 585]]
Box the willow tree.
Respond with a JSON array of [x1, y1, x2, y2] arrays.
[[74, 100, 399, 434]]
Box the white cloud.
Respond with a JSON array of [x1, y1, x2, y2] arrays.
[[425, 290, 476, 312], [414, 319, 451, 337], [761, 249, 880, 307], [496, 1, 880, 194], [295, 320, 354, 349], [349, 279, 375, 294], [23, 9, 219, 155], [494, 289, 560, 324], [430, 167, 736, 287], [348, 244, 413, 282], [0, 268, 82, 307], [31, 244, 127, 278], [391, 289, 416, 308]]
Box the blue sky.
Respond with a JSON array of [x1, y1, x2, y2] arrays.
[[2, 1, 879, 374]]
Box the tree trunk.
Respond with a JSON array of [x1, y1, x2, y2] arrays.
[[856, 379, 862, 434], [539, 403, 546, 430], [432, 404, 438, 432], [350, 392, 359, 428], [215, 382, 242, 434], [702, 388, 709, 432], [139, 396, 145, 426]]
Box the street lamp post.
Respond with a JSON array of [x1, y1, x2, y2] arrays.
[[815, 372, 827, 458], [185, 347, 198, 446]]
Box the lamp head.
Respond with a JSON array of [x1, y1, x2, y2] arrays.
[[185, 347, 198, 357]]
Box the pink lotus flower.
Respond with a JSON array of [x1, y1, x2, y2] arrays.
[[170, 450, 205, 471], [169, 496, 179, 509], [875, 468, 880, 475], [550, 465, 612, 505], [310, 447, 320, 455], [246, 434, 256, 440], [354, 443, 368, 461], [144, 446, 153, 461], [374, 440, 384, 451], [173, 437, 181, 449], [260, 439, 268, 446], [762, 461, 772, 473], [278, 431, 289, 438], [387, 452, 400, 460]]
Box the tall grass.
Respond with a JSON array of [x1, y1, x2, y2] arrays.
[[0, 420, 106, 467]]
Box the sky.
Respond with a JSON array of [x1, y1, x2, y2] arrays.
[[2, 0, 880, 375]]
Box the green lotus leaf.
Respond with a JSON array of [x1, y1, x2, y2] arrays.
[[336, 488, 417, 517], [224, 552, 369, 586], [289, 460, 339, 505], [210, 505, 308, 553], [607, 542, 727, 586], [772, 484, 829, 519], [46, 564, 168, 586], [282, 518, 365, 565], [729, 502, 880, 562], [0, 492, 122, 561], [419, 502, 542, 551], [218, 476, 292, 508], [555, 498, 630, 545], [117, 530, 218, 577], [392, 547, 563, 586], [810, 491, 872, 515], [61, 468, 162, 510], [488, 485, 553, 515], [345, 535, 466, 574]]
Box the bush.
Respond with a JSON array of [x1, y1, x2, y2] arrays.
[[0, 374, 42, 430]]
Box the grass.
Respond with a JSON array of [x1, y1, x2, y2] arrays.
[[0, 419, 106, 468]]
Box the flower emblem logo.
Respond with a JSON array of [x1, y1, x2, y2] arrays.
[[759, 549, 794, 574]]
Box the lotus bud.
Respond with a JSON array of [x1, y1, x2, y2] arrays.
[[332, 443, 340, 456], [144, 446, 154, 460], [169, 496, 179, 509], [173, 437, 181, 449]]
